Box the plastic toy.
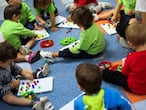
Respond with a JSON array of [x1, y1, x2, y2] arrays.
[[98, 61, 112, 70], [60, 37, 77, 45], [22, 90, 37, 100], [111, 64, 122, 72], [40, 40, 54, 48]]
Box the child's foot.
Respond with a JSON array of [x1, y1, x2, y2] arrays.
[[34, 63, 50, 78], [40, 50, 55, 63], [99, 2, 113, 9], [28, 51, 41, 63], [19, 45, 31, 55], [32, 96, 51, 110]]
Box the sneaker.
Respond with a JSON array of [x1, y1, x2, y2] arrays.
[[28, 51, 41, 63], [19, 45, 31, 55], [34, 63, 50, 78], [93, 13, 99, 21], [98, 2, 112, 9], [40, 50, 55, 63], [65, 3, 74, 11], [44, 101, 55, 110], [32, 96, 50, 110], [118, 37, 131, 48], [93, 5, 102, 14]]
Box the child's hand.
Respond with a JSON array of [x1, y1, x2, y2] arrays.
[[40, 20, 47, 27], [111, 16, 117, 22], [10, 79, 20, 89], [51, 26, 58, 32], [34, 23, 43, 30]]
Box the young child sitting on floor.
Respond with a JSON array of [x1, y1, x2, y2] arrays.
[[5, 0, 41, 30], [0, 41, 51, 110], [66, 0, 112, 21], [0, 5, 40, 63], [102, 22, 146, 95], [40, 6, 106, 62], [74, 62, 132, 110], [33, 0, 58, 31]]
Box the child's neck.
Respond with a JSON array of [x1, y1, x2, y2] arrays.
[[135, 44, 146, 52]]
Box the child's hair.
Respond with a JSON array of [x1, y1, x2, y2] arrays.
[[126, 23, 146, 46], [33, 0, 51, 9], [0, 41, 17, 62], [4, 4, 21, 20], [75, 63, 102, 94], [71, 6, 94, 29]]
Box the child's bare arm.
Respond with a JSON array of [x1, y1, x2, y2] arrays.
[[50, 13, 58, 31], [37, 14, 46, 27], [9, 79, 20, 89], [112, 3, 122, 21]]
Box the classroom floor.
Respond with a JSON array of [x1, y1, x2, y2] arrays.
[[0, 0, 146, 110]]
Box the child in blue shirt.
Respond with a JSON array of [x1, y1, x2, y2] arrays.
[[74, 62, 132, 110]]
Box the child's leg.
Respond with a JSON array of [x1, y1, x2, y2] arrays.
[[102, 70, 132, 92], [25, 38, 36, 49], [98, 9, 114, 20], [15, 51, 40, 63], [2, 92, 31, 105]]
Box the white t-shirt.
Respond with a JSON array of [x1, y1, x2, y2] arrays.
[[135, 0, 146, 12]]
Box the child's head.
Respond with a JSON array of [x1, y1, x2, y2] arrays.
[[75, 63, 102, 94], [5, 0, 21, 5], [33, 0, 51, 10], [4, 4, 21, 21], [0, 41, 17, 67], [71, 6, 93, 29], [126, 23, 146, 48]]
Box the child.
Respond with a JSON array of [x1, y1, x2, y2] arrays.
[[33, 0, 58, 31], [0, 41, 52, 109], [66, 0, 112, 21], [102, 23, 146, 95], [74, 62, 132, 110], [5, 0, 41, 30], [40, 6, 106, 62], [0, 5, 40, 63]]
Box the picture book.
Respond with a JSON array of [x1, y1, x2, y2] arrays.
[[60, 40, 80, 51], [57, 20, 79, 28], [33, 28, 50, 40], [46, 15, 66, 28], [17, 77, 53, 96], [100, 23, 117, 35]]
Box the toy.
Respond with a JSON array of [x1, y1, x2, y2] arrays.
[[33, 29, 50, 40], [40, 39, 54, 48], [60, 37, 77, 45], [111, 64, 122, 72], [98, 61, 112, 70], [22, 90, 37, 100]]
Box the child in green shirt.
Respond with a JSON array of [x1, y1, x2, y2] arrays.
[[40, 6, 106, 62], [33, 0, 58, 31], [0, 5, 40, 63]]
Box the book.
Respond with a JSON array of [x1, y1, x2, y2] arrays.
[[100, 23, 117, 35], [17, 77, 53, 96]]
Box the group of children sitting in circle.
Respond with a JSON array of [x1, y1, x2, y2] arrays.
[[0, 0, 146, 109]]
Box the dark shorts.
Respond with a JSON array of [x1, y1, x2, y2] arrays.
[[58, 48, 102, 59]]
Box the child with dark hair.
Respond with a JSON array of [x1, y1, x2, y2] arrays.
[[0, 5, 40, 63], [74, 62, 132, 110], [103, 23, 146, 95], [0, 41, 51, 109], [5, 0, 41, 30], [33, 0, 58, 31], [40, 6, 105, 62]]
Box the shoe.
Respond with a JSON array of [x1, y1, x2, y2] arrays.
[[32, 96, 51, 110], [93, 5, 102, 14], [40, 50, 55, 63], [19, 45, 31, 55], [34, 63, 49, 78], [118, 37, 130, 48], [98, 2, 112, 9], [44, 101, 55, 110], [93, 13, 99, 21], [28, 51, 41, 63], [65, 3, 74, 11]]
